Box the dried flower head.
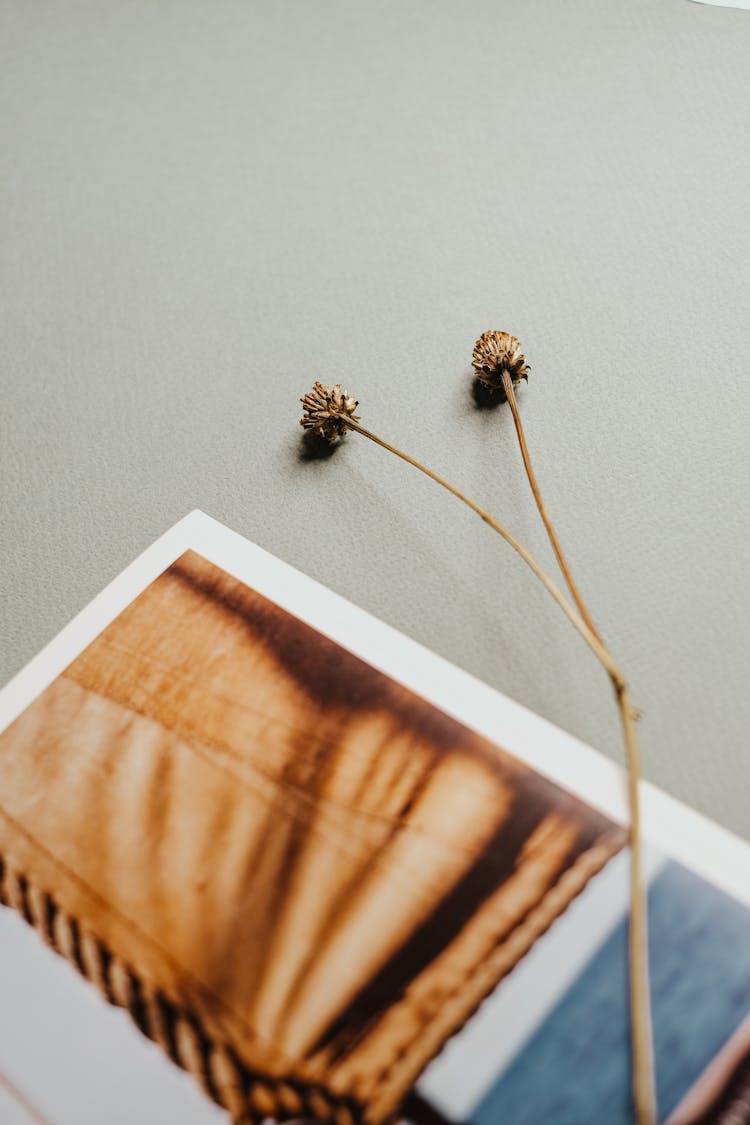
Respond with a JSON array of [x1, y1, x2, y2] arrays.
[[472, 331, 529, 390], [300, 381, 360, 443]]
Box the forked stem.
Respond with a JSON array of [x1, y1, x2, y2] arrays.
[[499, 370, 655, 1125]]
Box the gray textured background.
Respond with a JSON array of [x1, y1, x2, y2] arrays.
[[1, 0, 748, 839]]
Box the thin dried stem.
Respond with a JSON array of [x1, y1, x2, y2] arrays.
[[619, 683, 654, 1125], [342, 418, 622, 697], [499, 371, 656, 1125], [500, 370, 602, 643], [301, 377, 656, 1121]]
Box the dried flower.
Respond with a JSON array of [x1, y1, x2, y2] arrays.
[[472, 330, 529, 390], [298, 337, 654, 1123], [300, 381, 360, 444], [469, 328, 654, 1122]]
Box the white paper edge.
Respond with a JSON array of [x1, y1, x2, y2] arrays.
[[688, 0, 750, 10], [1, 509, 748, 908]]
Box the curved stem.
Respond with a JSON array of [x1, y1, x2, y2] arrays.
[[344, 408, 655, 1123], [499, 374, 656, 1125], [500, 370, 602, 642], [343, 418, 620, 684]]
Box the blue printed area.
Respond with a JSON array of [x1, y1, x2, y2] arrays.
[[472, 861, 750, 1125]]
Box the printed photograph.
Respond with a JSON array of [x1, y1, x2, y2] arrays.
[[1, 548, 749, 1124], [417, 850, 750, 1125]]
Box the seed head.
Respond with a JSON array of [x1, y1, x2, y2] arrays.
[[300, 381, 360, 444], [472, 331, 529, 391]]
